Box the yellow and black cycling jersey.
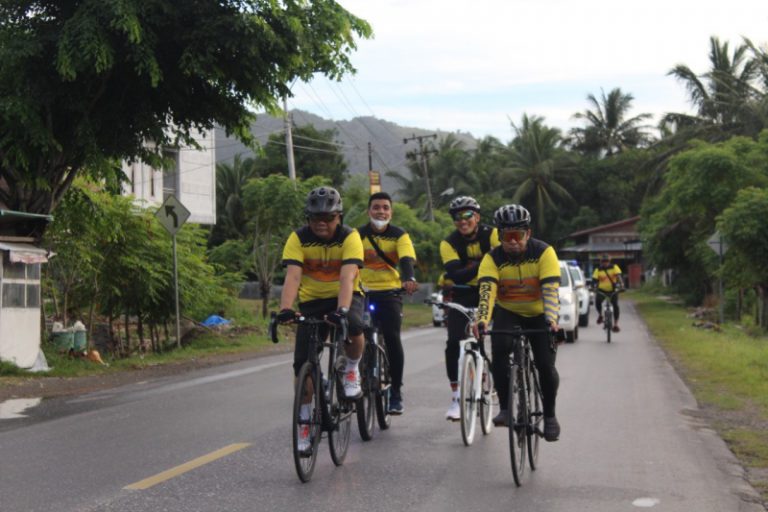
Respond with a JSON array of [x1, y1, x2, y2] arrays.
[[476, 238, 560, 325], [281, 224, 364, 304], [593, 264, 622, 292], [357, 224, 417, 291], [440, 224, 500, 287]]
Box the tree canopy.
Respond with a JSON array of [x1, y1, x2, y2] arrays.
[[0, 0, 371, 238]]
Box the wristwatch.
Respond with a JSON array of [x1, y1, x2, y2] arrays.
[[337, 307, 349, 316]]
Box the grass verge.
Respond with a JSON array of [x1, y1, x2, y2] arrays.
[[632, 290, 768, 504]]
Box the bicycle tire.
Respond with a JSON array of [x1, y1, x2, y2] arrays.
[[605, 307, 613, 343], [527, 362, 543, 470], [479, 357, 495, 435], [292, 362, 321, 483], [460, 354, 478, 446], [328, 362, 352, 466], [374, 344, 392, 430], [356, 340, 376, 441], [508, 361, 527, 486]]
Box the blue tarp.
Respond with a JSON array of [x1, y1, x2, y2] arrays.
[[201, 315, 231, 327]]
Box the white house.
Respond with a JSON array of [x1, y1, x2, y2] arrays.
[[122, 129, 216, 224]]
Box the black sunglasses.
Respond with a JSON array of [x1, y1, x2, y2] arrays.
[[452, 210, 475, 221], [308, 212, 339, 223]]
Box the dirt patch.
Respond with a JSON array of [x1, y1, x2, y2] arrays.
[[0, 344, 292, 402]]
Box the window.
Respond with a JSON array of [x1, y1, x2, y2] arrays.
[[162, 149, 180, 199], [2, 254, 42, 309]]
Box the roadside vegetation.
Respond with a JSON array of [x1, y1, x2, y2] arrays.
[[632, 288, 768, 501]]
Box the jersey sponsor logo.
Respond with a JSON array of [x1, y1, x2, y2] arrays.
[[303, 258, 343, 282], [498, 277, 543, 303]]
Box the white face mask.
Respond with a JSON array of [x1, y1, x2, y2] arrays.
[[370, 217, 389, 230]]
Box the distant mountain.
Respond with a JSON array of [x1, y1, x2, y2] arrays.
[[215, 110, 478, 195]]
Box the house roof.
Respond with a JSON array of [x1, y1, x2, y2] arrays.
[[567, 215, 640, 238]]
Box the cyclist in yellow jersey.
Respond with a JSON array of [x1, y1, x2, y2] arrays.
[[440, 196, 500, 421], [277, 186, 366, 410], [357, 192, 418, 414], [472, 204, 562, 442], [592, 253, 624, 332]]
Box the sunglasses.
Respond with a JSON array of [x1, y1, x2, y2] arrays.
[[500, 229, 528, 243], [308, 213, 339, 223], [452, 210, 475, 222]]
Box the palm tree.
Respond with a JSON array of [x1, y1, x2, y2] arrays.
[[662, 36, 760, 135], [210, 154, 260, 245], [504, 114, 574, 235], [569, 88, 652, 157]]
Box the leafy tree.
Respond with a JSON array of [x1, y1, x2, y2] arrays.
[[242, 175, 326, 317], [0, 1, 371, 239], [258, 124, 349, 186], [569, 88, 653, 157], [718, 186, 768, 328]]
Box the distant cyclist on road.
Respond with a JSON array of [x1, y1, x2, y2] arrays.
[[276, 186, 366, 448], [592, 254, 623, 332], [472, 204, 562, 442], [439, 196, 499, 421], [357, 191, 418, 415]]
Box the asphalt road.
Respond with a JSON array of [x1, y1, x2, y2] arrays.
[[0, 301, 764, 512]]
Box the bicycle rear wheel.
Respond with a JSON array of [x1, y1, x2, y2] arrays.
[[527, 363, 543, 470], [356, 342, 375, 441], [328, 366, 352, 466], [508, 364, 527, 486], [293, 362, 321, 483], [480, 358, 495, 435], [374, 345, 392, 430], [460, 354, 478, 446]]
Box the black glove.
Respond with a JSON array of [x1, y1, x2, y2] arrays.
[[276, 308, 296, 324], [325, 308, 348, 327]]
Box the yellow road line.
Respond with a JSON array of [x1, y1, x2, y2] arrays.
[[124, 443, 251, 490]]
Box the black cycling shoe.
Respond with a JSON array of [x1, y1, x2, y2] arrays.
[[544, 416, 560, 442], [492, 409, 509, 427]]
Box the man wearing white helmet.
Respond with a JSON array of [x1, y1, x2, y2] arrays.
[[439, 196, 499, 421]]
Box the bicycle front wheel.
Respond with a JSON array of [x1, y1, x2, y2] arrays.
[[374, 345, 392, 430], [480, 358, 495, 435], [328, 366, 352, 466], [460, 354, 478, 446], [605, 310, 613, 343], [508, 365, 527, 486], [527, 363, 543, 470], [293, 362, 321, 483], [356, 343, 376, 441]]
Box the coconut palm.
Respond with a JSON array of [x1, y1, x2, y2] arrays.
[[210, 154, 260, 245], [569, 88, 652, 157], [504, 114, 574, 235]]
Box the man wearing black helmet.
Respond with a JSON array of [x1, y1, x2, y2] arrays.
[[440, 196, 499, 421], [472, 204, 562, 442], [277, 186, 366, 451]]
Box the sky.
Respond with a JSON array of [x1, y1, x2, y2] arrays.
[[286, 0, 768, 144]]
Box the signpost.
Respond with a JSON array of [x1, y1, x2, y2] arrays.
[[155, 195, 191, 348], [707, 231, 729, 325]]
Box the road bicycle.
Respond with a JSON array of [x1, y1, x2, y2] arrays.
[[356, 290, 396, 441], [596, 288, 624, 343], [486, 327, 549, 486], [269, 312, 355, 483], [425, 297, 495, 446]]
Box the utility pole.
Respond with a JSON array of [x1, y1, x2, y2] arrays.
[[283, 96, 296, 182], [367, 142, 373, 172], [404, 133, 438, 221]]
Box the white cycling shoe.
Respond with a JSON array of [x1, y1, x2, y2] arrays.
[[343, 369, 362, 400], [445, 398, 460, 421]]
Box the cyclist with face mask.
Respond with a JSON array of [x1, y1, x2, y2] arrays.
[[357, 192, 418, 414], [472, 204, 562, 441], [440, 196, 499, 421]]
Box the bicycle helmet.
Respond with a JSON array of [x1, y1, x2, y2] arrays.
[[305, 186, 343, 215], [448, 196, 480, 215], [493, 204, 531, 229]]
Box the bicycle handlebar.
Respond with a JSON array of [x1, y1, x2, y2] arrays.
[[268, 312, 349, 344], [423, 298, 476, 320]]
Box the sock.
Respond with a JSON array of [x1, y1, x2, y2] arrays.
[[451, 387, 459, 400], [345, 356, 361, 373]]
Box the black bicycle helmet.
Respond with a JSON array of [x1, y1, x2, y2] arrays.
[[305, 186, 343, 214], [448, 196, 480, 215], [494, 204, 531, 229]]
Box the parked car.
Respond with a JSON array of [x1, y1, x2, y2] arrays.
[[431, 291, 444, 327], [558, 260, 579, 343], [567, 263, 591, 327]]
